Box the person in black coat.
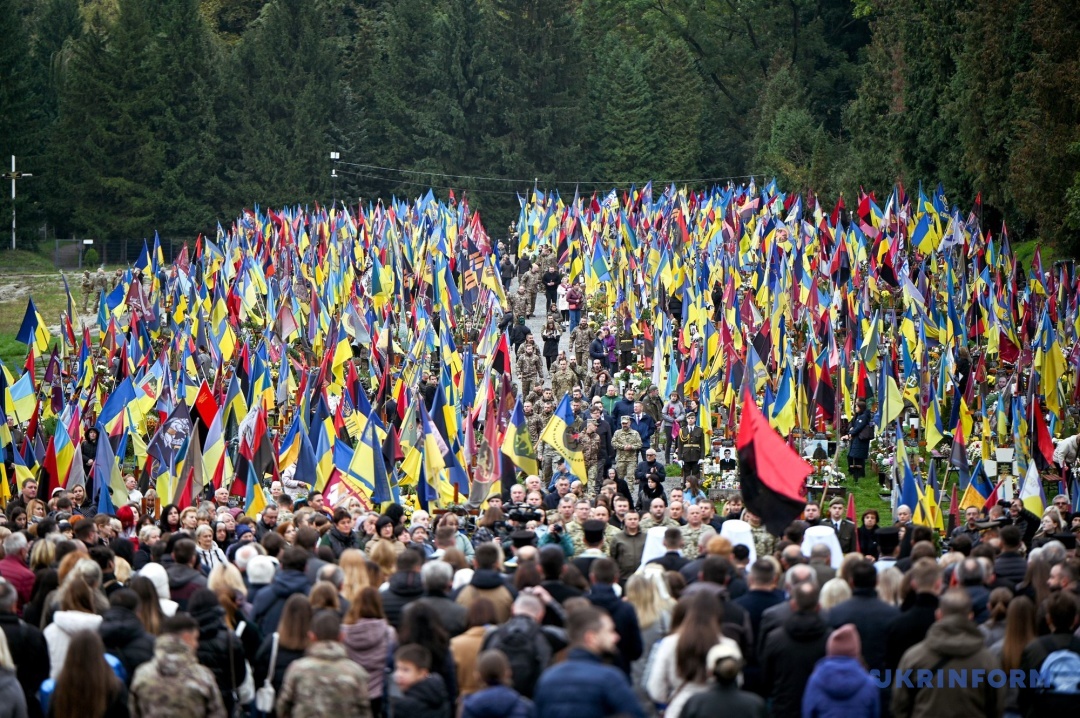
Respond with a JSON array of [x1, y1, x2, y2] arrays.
[[846, 399, 873, 479], [99, 590, 155, 683], [584, 559, 642, 675], [856, 509, 881, 558], [646, 529, 690, 572], [993, 525, 1028, 590], [682, 642, 766, 718], [884, 558, 942, 670], [188, 589, 248, 718], [826, 560, 899, 674], [0, 580, 49, 718], [761, 583, 831, 718]]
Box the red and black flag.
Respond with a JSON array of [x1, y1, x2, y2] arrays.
[[736, 388, 812, 535]]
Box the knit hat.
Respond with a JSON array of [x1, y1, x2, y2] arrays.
[[827, 623, 861, 658], [235, 524, 254, 540]]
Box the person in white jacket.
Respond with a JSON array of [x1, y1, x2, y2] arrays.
[[44, 574, 103, 679], [137, 563, 179, 617]]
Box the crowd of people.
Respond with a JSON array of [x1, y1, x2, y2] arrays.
[[0, 463, 1075, 717], [2, 177, 1080, 718]]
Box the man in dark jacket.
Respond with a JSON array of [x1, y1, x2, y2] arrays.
[[827, 559, 900, 673], [892, 589, 1004, 718], [761, 583, 830, 717], [381, 548, 425, 629], [533, 606, 645, 718], [416, 560, 467, 637], [0, 578, 49, 718], [252, 547, 312, 634], [955, 557, 991, 624], [165, 539, 208, 612], [254, 504, 279, 541], [734, 559, 784, 645], [538, 546, 584, 605], [885, 558, 942, 670], [99, 589, 155, 682], [993, 525, 1028, 590], [480, 593, 556, 698], [585, 559, 642, 675]]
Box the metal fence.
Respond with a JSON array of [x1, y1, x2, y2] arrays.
[[51, 236, 191, 269]]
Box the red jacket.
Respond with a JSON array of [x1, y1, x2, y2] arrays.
[[0, 554, 35, 614]]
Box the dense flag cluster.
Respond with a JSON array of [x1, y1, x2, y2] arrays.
[[0, 179, 1075, 522]]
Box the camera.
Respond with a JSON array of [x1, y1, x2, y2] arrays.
[[505, 503, 542, 524]]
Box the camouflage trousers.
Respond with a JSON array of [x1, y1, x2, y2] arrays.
[[615, 458, 637, 489], [521, 377, 537, 398]]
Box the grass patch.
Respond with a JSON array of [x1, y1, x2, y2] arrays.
[[1013, 239, 1058, 271], [0, 249, 64, 274]]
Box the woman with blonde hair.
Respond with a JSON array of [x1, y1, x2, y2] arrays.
[[367, 538, 398, 579], [178, 506, 199, 532], [25, 499, 47, 525], [208, 563, 261, 661], [876, 566, 904, 606], [820, 577, 853, 611], [625, 569, 673, 694], [339, 548, 370, 606], [29, 538, 55, 571]]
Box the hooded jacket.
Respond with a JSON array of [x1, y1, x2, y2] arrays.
[[99, 606, 155, 682], [802, 655, 880, 718], [341, 617, 396, 698], [761, 610, 831, 718], [892, 614, 1004, 718], [392, 672, 451, 718], [44, 611, 103, 679], [163, 563, 207, 612], [380, 571, 424, 629], [252, 569, 312, 635], [461, 685, 534, 718], [454, 570, 516, 624], [586, 584, 642, 674]]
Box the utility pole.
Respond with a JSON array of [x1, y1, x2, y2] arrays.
[[2, 156, 32, 251]]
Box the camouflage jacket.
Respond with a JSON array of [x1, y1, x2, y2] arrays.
[[569, 325, 595, 353], [511, 292, 533, 316], [611, 428, 643, 457], [517, 351, 545, 379], [579, 432, 602, 465], [680, 524, 718, 560], [640, 515, 680, 531], [526, 412, 547, 444], [129, 635, 227, 718], [550, 368, 579, 400], [277, 641, 373, 718]]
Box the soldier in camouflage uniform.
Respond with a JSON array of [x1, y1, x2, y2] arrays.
[[563, 499, 592, 556], [129, 628, 228, 718], [611, 415, 643, 487], [679, 504, 717, 560], [511, 284, 532, 319], [276, 632, 373, 718], [80, 270, 94, 312], [516, 342, 545, 398], [522, 264, 542, 317], [549, 356, 579, 401], [580, 419, 603, 488], [523, 401, 544, 445], [569, 322, 594, 368]]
